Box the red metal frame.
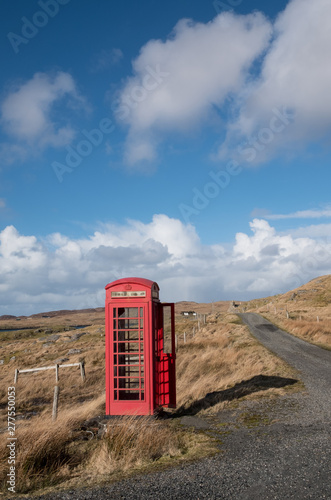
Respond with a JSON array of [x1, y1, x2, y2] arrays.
[[105, 277, 176, 415]]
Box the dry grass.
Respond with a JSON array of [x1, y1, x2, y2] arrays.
[[0, 397, 104, 493], [282, 319, 331, 347], [175, 314, 295, 413], [0, 308, 296, 495], [87, 416, 185, 478]]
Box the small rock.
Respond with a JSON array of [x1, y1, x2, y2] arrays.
[[47, 334, 60, 342], [54, 357, 69, 364], [68, 348, 82, 355], [69, 331, 88, 342], [0, 359, 4, 365]]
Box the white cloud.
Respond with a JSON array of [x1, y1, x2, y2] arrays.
[[0, 198, 5, 209], [0, 216, 330, 315], [0, 143, 28, 165], [0, 71, 86, 161], [265, 206, 331, 220], [219, 0, 331, 162], [284, 223, 331, 239], [116, 11, 272, 165]]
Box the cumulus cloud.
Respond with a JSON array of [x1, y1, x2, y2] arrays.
[[115, 0, 331, 166], [218, 0, 331, 162], [0, 215, 330, 315], [284, 223, 331, 239], [0, 71, 86, 162], [116, 11, 272, 165]]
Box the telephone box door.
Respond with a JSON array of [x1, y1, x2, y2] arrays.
[[155, 303, 176, 408], [107, 303, 151, 415]]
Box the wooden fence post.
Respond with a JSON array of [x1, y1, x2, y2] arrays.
[[80, 361, 86, 382], [14, 369, 19, 384], [55, 364, 59, 383], [52, 386, 60, 421]]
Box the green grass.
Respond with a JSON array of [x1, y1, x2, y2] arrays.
[[239, 411, 271, 428]]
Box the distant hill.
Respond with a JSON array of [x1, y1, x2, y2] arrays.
[[247, 274, 331, 310], [0, 315, 17, 321], [175, 300, 231, 315], [0, 307, 105, 329], [247, 275, 331, 348], [28, 307, 105, 319]]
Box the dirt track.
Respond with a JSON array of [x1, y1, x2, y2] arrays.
[[240, 312, 331, 421]]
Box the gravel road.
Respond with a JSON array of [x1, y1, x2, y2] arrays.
[[16, 314, 331, 500], [240, 313, 331, 422]]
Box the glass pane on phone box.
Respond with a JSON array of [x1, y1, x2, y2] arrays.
[[163, 306, 172, 353], [118, 308, 138, 318], [118, 319, 139, 329], [118, 330, 139, 341], [118, 342, 139, 353]]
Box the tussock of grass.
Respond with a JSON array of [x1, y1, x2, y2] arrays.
[[88, 416, 185, 477], [0, 396, 104, 493]]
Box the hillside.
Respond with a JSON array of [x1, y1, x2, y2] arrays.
[[247, 274, 331, 348], [0, 308, 105, 331]]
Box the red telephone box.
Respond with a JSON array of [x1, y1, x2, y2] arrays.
[[105, 277, 176, 415]]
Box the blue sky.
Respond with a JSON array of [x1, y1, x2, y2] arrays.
[[0, 0, 330, 315]]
